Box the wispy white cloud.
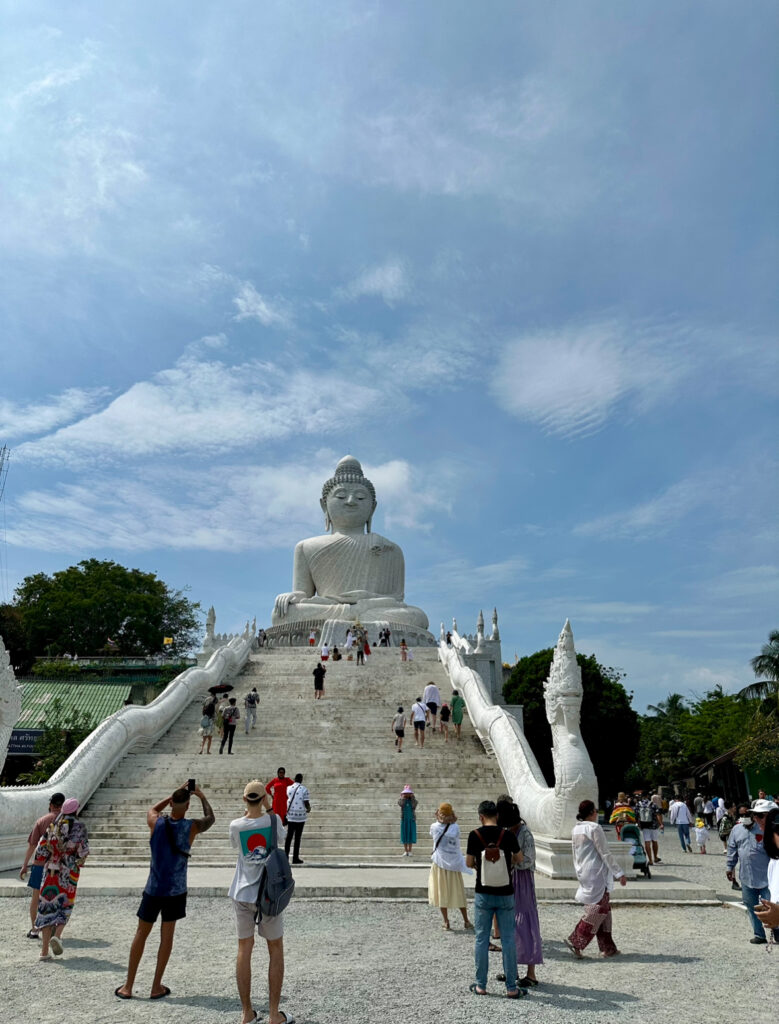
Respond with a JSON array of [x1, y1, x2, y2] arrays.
[[233, 282, 291, 327], [490, 320, 777, 439], [0, 388, 110, 441], [365, 458, 453, 532], [420, 556, 529, 598], [490, 320, 689, 438], [574, 475, 712, 540], [338, 258, 409, 305], [9, 47, 97, 107], [5, 457, 445, 553], [15, 357, 384, 466]]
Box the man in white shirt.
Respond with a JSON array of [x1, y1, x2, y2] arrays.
[[669, 796, 694, 852], [423, 681, 442, 733], [411, 697, 428, 748], [284, 773, 311, 865], [229, 781, 290, 1024]]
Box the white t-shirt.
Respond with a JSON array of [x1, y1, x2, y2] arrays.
[[768, 857, 779, 903], [411, 701, 427, 722], [228, 813, 286, 902], [286, 783, 310, 823], [423, 684, 441, 706]]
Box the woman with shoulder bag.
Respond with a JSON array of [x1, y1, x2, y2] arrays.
[[428, 803, 472, 930]]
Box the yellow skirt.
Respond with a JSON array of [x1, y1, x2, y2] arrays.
[[428, 863, 467, 909]]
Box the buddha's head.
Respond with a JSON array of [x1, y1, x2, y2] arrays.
[[321, 455, 378, 533]]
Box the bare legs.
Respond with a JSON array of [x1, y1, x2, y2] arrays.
[[236, 934, 285, 1024], [29, 889, 40, 932], [116, 918, 176, 998], [39, 922, 65, 957]]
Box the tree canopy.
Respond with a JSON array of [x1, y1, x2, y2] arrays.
[[503, 648, 639, 803], [4, 559, 200, 664]]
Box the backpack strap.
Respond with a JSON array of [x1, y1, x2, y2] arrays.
[[433, 823, 451, 852]]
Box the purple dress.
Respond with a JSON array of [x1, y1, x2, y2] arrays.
[[513, 824, 544, 966]]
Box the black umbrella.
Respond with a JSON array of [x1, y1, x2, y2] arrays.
[[208, 683, 234, 695]]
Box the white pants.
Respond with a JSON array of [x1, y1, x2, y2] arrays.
[[244, 706, 257, 732]]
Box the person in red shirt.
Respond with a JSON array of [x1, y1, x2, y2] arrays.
[[265, 769, 293, 818]]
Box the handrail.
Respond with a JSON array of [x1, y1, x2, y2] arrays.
[[0, 635, 252, 870]]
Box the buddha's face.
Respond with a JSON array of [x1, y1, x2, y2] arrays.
[[325, 484, 373, 530]]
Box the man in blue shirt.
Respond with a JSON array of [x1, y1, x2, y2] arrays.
[[115, 784, 214, 998], [726, 799, 779, 944]]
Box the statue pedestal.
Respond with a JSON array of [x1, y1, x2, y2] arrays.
[[534, 835, 634, 879]]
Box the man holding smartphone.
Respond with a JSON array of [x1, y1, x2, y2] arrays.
[[114, 782, 215, 999]]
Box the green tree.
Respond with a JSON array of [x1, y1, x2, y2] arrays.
[[739, 629, 779, 702], [503, 649, 639, 803], [629, 693, 692, 790], [12, 559, 201, 658], [0, 603, 34, 673], [678, 686, 754, 765], [17, 698, 96, 784]]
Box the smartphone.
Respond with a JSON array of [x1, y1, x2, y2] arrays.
[[188, 778, 196, 792]]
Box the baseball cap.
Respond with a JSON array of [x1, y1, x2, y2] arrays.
[[750, 799, 777, 814], [243, 780, 264, 802]]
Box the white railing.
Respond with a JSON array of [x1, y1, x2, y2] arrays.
[[0, 635, 252, 870]]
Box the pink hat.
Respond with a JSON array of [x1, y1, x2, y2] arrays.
[[61, 798, 79, 815], [401, 785, 414, 795]]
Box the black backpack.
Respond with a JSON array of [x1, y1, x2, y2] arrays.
[[638, 802, 657, 827]]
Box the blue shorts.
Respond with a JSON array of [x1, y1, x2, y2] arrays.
[[27, 864, 43, 891]]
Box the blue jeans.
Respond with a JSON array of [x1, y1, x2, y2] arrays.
[[474, 892, 517, 992], [741, 884, 777, 939], [676, 824, 690, 850]]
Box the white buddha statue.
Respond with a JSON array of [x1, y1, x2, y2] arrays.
[[271, 456, 430, 637]]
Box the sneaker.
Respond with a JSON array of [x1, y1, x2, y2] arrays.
[[750, 935, 767, 944], [49, 936, 63, 956]]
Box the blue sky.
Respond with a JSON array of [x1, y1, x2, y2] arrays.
[[1, 2, 776, 711]]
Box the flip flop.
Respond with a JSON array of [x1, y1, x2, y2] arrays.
[[506, 989, 528, 999], [149, 986, 171, 999], [114, 987, 133, 1000], [468, 983, 487, 996]]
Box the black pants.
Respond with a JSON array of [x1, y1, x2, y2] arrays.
[[285, 820, 305, 861], [220, 724, 236, 753]]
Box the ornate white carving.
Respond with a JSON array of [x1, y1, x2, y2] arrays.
[[0, 635, 23, 775], [0, 633, 252, 870], [439, 619, 597, 841]]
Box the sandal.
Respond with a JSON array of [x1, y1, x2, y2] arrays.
[[488, 943, 501, 952], [520, 976, 539, 987], [468, 983, 487, 996], [506, 989, 527, 999], [26, 929, 40, 939]]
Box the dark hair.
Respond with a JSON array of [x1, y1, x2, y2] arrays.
[[764, 808, 779, 860], [278, 767, 286, 775], [577, 799, 596, 821], [294, 773, 303, 783], [478, 800, 497, 818], [452, 689, 459, 696], [171, 788, 190, 806], [50, 793, 65, 807], [397, 706, 403, 713], [496, 796, 521, 829]]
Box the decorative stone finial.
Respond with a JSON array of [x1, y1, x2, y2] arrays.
[[491, 607, 500, 641], [477, 609, 485, 636]]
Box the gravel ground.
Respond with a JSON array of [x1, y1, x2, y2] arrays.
[[0, 891, 772, 1024]]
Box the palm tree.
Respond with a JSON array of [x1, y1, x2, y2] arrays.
[[739, 630, 779, 702], [646, 693, 687, 718]]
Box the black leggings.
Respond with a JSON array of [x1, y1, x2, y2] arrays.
[[220, 724, 236, 753]]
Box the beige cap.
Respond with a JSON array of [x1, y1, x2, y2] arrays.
[[243, 780, 265, 801]]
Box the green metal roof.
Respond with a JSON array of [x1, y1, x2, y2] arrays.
[[16, 681, 132, 730]]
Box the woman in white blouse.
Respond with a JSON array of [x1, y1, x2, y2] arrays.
[[565, 799, 627, 958], [428, 802, 473, 930]]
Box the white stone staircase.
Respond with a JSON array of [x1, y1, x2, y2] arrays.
[[81, 646, 508, 866]]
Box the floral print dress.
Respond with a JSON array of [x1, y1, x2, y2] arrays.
[[34, 815, 90, 929]]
